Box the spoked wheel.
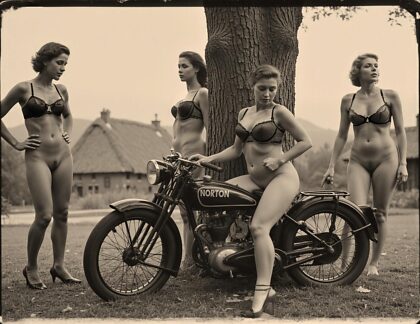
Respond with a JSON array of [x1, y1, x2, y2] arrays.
[[84, 209, 180, 301], [283, 202, 370, 285]]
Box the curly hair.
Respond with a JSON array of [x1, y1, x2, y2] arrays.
[[179, 51, 207, 87], [249, 64, 282, 86], [349, 53, 379, 87], [31, 42, 70, 73]]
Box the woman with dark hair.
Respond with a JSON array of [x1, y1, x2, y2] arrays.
[[191, 64, 312, 317], [1, 42, 80, 289], [171, 51, 209, 271], [322, 53, 408, 276]]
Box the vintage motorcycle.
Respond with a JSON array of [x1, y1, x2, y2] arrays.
[[83, 151, 378, 301]]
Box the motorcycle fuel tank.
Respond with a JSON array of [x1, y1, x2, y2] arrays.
[[183, 180, 258, 210]]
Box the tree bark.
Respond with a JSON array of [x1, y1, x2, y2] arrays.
[[204, 6, 303, 180]]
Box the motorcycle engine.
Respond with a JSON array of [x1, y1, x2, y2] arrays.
[[196, 211, 252, 274]]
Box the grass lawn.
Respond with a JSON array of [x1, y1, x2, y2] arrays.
[[1, 210, 418, 321]]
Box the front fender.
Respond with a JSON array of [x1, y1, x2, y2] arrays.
[[110, 198, 161, 214], [278, 195, 377, 243], [109, 198, 183, 276]]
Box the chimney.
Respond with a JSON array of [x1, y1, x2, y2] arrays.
[[101, 109, 111, 124], [151, 113, 161, 128]]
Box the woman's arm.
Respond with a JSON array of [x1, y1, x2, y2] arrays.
[[1, 82, 40, 150], [274, 105, 312, 164], [388, 89, 408, 182], [190, 108, 246, 163], [197, 87, 209, 131], [321, 94, 352, 185], [59, 84, 73, 144]]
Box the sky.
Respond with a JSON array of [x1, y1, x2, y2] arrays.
[[1, 6, 418, 131]]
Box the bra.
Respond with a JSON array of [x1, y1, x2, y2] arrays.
[[235, 105, 285, 144], [171, 89, 203, 120], [348, 89, 392, 126], [22, 83, 65, 120]]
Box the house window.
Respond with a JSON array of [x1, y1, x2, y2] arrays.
[[77, 186, 83, 197], [94, 185, 99, 194], [92, 174, 96, 179], [137, 174, 142, 180], [126, 173, 131, 180], [104, 176, 111, 188], [88, 185, 93, 194], [78, 175, 82, 180], [126, 185, 130, 190]]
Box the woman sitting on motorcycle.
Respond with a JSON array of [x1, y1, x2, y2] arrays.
[[191, 64, 312, 318]]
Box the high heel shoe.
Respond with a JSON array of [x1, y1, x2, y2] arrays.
[[240, 284, 276, 318], [50, 267, 81, 284], [22, 266, 47, 290]]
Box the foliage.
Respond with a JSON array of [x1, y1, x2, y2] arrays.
[[294, 144, 348, 191], [69, 189, 154, 210], [389, 189, 419, 209], [1, 140, 32, 205]]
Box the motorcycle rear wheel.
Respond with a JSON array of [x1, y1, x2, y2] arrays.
[[83, 209, 179, 301], [282, 202, 370, 285]]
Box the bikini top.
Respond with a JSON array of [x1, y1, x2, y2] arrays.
[[235, 105, 285, 144], [171, 89, 203, 120], [22, 83, 65, 120], [348, 89, 392, 126]]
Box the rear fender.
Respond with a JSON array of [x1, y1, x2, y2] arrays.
[[109, 198, 183, 275], [277, 196, 378, 244]]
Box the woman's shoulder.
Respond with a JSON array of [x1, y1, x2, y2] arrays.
[[381, 88, 399, 100], [8, 81, 30, 97], [196, 87, 208, 99], [273, 104, 292, 118]]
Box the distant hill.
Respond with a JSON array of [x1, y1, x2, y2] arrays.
[[163, 118, 347, 151], [8, 118, 91, 148]]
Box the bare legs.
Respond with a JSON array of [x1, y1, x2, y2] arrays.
[[50, 155, 77, 279], [228, 168, 299, 312], [344, 155, 398, 275], [180, 167, 204, 269], [341, 162, 370, 270], [25, 160, 53, 285], [25, 151, 75, 285], [369, 156, 398, 274]]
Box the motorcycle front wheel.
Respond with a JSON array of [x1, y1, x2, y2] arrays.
[[282, 201, 370, 285], [83, 209, 180, 301]]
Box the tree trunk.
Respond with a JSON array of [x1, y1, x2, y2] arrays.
[[204, 6, 303, 180]]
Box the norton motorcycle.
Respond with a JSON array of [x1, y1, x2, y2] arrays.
[[83, 151, 378, 301]]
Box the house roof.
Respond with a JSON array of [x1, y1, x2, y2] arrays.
[[342, 126, 418, 161], [72, 117, 172, 174]]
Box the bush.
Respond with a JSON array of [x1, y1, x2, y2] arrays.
[[70, 189, 154, 210], [390, 189, 419, 209]]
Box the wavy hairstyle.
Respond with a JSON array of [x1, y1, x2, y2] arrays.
[[179, 51, 207, 87], [249, 64, 282, 86], [349, 53, 379, 87], [31, 42, 70, 73]]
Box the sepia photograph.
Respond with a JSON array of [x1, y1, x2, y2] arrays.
[[1, 1, 418, 323]]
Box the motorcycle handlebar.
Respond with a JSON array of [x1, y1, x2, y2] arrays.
[[200, 161, 223, 172]]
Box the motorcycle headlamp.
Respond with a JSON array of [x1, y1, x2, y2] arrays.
[[146, 160, 168, 185]]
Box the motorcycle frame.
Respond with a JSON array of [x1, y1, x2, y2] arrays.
[[110, 162, 377, 276]]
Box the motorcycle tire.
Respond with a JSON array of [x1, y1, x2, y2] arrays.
[[282, 201, 370, 286], [83, 209, 180, 301]]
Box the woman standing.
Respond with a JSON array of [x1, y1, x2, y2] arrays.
[[322, 53, 408, 276], [1, 42, 80, 289], [191, 65, 312, 317], [171, 51, 209, 270]]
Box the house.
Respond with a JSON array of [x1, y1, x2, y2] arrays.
[[71, 109, 172, 197], [341, 118, 419, 191]]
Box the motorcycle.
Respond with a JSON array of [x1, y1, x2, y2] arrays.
[[83, 150, 378, 301]]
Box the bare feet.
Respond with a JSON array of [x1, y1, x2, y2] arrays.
[[367, 265, 379, 276]]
